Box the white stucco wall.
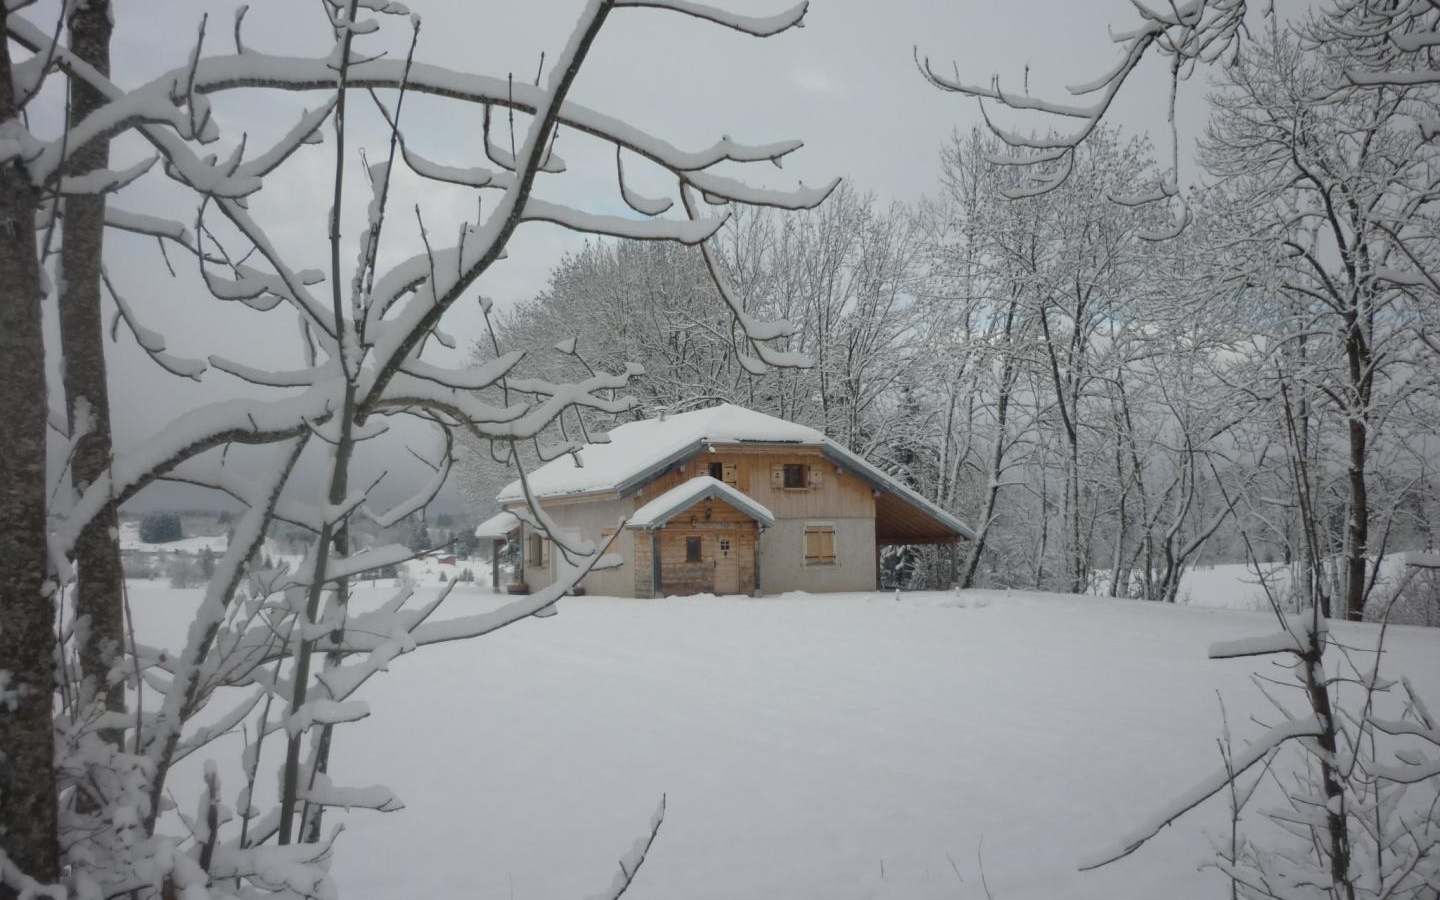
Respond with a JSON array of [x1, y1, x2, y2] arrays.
[[512, 496, 635, 597], [757, 517, 875, 594]]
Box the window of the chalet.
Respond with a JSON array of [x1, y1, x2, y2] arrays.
[[528, 532, 549, 567], [804, 524, 836, 565], [686, 536, 703, 563], [783, 463, 807, 489]]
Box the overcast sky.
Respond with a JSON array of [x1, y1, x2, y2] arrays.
[[50, 0, 1302, 513]]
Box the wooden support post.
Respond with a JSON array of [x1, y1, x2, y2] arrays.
[[754, 524, 763, 597], [491, 538, 501, 589], [949, 540, 959, 589]]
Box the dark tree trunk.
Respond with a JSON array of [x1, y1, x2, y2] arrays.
[[1342, 316, 1371, 622], [1344, 418, 1369, 621], [961, 358, 1012, 589], [60, 0, 125, 738], [1067, 441, 1084, 593], [0, 15, 60, 896], [1300, 632, 1355, 900]]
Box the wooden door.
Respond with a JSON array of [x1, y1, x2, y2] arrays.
[[713, 533, 739, 595]]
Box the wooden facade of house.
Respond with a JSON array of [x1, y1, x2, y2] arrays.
[[630, 497, 761, 597], [635, 445, 876, 521], [625, 445, 876, 597]]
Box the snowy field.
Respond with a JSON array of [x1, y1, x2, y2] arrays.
[[127, 578, 1440, 900], [118, 520, 230, 555]]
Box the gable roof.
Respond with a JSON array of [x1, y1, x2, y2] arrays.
[[497, 403, 973, 540], [627, 476, 776, 530]]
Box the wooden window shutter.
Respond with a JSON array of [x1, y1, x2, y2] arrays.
[[808, 465, 822, 487], [722, 462, 738, 487], [771, 464, 784, 487], [804, 525, 836, 564]]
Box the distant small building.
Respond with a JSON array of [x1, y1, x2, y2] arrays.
[[477, 404, 971, 597]]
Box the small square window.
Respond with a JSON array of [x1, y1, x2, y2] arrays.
[[783, 463, 807, 489], [686, 536, 702, 562], [709, 461, 724, 480]]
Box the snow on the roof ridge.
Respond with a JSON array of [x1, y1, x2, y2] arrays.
[[496, 403, 822, 502], [628, 475, 776, 530]]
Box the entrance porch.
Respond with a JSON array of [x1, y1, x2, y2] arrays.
[[627, 476, 776, 598]]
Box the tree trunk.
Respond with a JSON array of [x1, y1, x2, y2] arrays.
[[962, 366, 1012, 589], [1067, 441, 1084, 593], [961, 474, 999, 590], [60, 0, 125, 738], [1342, 317, 1371, 622], [1108, 397, 1128, 598], [1300, 629, 1356, 900], [0, 15, 60, 895], [1343, 417, 1369, 621]]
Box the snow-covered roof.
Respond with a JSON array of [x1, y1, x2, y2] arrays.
[[497, 404, 822, 504], [474, 510, 521, 539], [497, 403, 973, 540], [627, 476, 776, 530]]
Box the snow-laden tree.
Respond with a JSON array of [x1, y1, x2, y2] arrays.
[[923, 3, 1440, 891], [920, 126, 1200, 593], [468, 181, 925, 488], [919, 0, 1440, 603], [1, 1, 833, 897], [1201, 20, 1440, 620]]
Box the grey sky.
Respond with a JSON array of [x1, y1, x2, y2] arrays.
[[57, 0, 1277, 512]]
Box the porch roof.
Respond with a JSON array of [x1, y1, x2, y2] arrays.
[[474, 510, 521, 540], [626, 476, 776, 531]]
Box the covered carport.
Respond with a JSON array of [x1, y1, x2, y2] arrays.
[[873, 491, 970, 589], [820, 442, 973, 590]]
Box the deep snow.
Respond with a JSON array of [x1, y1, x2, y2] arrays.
[[126, 577, 1440, 900]]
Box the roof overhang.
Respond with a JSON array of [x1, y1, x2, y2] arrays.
[[474, 510, 522, 540], [821, 443, 974, 543]]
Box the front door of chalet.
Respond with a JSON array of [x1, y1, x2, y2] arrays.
[[714, 533, 739, 595]]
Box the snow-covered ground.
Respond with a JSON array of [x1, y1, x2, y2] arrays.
[[126, 578, 1440, 900]]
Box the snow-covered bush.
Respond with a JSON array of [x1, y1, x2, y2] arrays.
[[166, 555, 202, 589]]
